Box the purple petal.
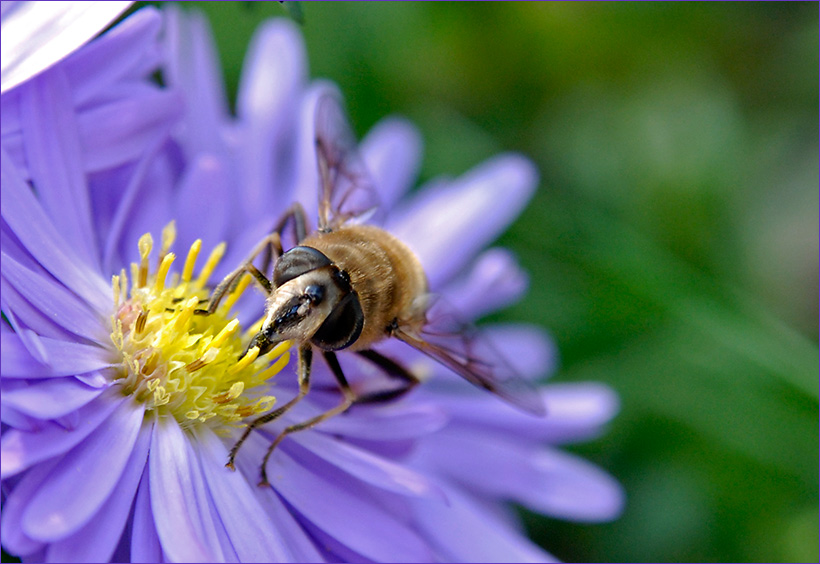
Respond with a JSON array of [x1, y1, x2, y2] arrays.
[[388, 153, 538, 288], [284, 80, 341, 227], [64, 7, 162, 106], [172, 154, 233, 258], [1, 378, 104, 419], [440, 247, 529, 320], [193, 426, 292, 562], [76, 87, 183, 174], [45, 418, 151, 562], [1, 332, 114, 377], [411, 484, 557, 563], [440, 382, 619, 444], [316, 401, 448, 440], [130, 468, 162, 563], [256, 438, 435, 562], [1, 147, 110, 311], [361, 116, 422, 213], [19, 68, 98, 267], [1, 1, 133, 93], [162, 6, 229, 158], [1, 251, 107, 343], [0, 277, 77, 343], [0, 456, 59, 557], [292, 431, 446, 501], [521, 448, 626, 522], [22, 398, 145, 541], [235, 17, 307, 213], [148, 416, 218, 562], [1, 84, 180, 180], [0, 388, 125, 479]]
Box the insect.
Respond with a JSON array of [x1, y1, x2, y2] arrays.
[[205, 92, 545, 486]]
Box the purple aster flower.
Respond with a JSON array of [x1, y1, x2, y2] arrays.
[[1, 4, 624, 563]]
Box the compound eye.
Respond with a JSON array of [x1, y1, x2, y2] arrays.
[[273, 246, 332, 287], [311, 292, 364, 351]]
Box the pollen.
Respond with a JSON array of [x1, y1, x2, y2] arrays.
[[110, 222, 283, 429]]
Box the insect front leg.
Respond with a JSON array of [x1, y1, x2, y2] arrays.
[[257, 350, 357, 486], [200, 232, 282, 315], [226, 344, 314, 472]]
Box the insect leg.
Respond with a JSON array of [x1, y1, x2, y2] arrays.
[[257, 350, 356, 486], [354, 349, 420, 404], [200, 232, 281, 314], [226, 345, 313, 471], [259, 202, 309, 273]]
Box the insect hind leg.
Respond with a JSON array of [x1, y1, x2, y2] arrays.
[[353, 349, 420, 404]]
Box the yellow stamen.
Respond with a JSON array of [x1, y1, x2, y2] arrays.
[[230, 346, 260, 375], [111, 232, 290, 430], [158, 221, 176, 267], [195, 242, 226, 288], [182, 239, 202, 283], [137, 233, 153, 288], [222, 272, 252, 313], [154, 253, 176, 292]]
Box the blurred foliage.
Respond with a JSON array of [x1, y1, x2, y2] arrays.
[[152, 2, 820, 562]]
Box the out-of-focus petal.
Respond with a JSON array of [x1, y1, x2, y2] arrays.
[[0, 390, 124, 478], [148, 416, 219, 562], [21, 399, 145, 541], [1, 1, 133, 93], [64, 6, 161, 105], [193, 426, 292, 562], [45, 418, 151, 562], [388, 153, 538, 288], [286, 80, 341, 227], [411, 484, 556, 563], [236, 17, 307, 214], [361, 116, 423, 213], [442, 382, 620, 444], [315, 401, 448, 440], [440, 247, 529, 320], [519, 448, 626, 522], [162, 5, 228, 158]]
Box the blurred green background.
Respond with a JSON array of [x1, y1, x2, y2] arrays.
[[173, 2, 819, 562]]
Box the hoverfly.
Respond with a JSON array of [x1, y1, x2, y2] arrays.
[[204, 92, 544, 485]]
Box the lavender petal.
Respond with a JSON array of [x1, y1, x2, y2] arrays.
[[45, 418, 151, 562], [1, 389, 125, 479], [1, 331, 113, 377], [130, 468, 163, 564], [21, 399, 145, 541], [193, 425, 291, 562], [388, 153, 538, 288], [19, 68, 98, 267], [1, 378, 104, 419], [361, 116, 423, 213], [148, 415, 218, 562], [0, 147, 110, 311]]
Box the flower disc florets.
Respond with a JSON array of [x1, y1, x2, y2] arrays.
[[110, 223, 288, 429]]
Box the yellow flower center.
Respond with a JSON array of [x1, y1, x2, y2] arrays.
[[109, 222, 289, 430]]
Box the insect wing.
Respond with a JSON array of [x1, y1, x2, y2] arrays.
[[314, 93, 381, 231], [394, 298, 546, 416]]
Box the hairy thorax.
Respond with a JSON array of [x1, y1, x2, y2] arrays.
[[300, 224, 428, 349]]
